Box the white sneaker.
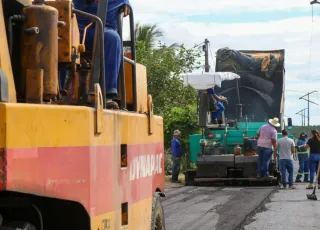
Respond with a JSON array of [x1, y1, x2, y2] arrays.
[[279, 185, 287, 189]]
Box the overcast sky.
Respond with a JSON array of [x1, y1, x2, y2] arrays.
[[124, 0, 320, 126]]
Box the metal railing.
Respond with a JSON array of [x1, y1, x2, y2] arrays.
[[118, 7, 137, 111], [73, 8, 106, 107], [75, 2, 137, 111]]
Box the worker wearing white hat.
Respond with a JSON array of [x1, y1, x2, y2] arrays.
[[256, 117, 280, 178]]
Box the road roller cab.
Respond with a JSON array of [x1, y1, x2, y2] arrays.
[[5, 0, 142, 111]]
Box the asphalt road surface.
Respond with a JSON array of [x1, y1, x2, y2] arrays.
[[162, 185, 276, 230], [162, 160, 307, 230]]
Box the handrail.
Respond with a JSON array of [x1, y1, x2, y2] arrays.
[[73, 8, 106, 108], [117, 6, 137, 111], [79, 2, 137, 110], [117, 12, 126, 109], [129, 9, 137, 112], [124, 57, 135, 65], [89, 0, 108, 108]]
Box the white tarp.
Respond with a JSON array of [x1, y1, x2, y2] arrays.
[[183, 72, 241, 89]]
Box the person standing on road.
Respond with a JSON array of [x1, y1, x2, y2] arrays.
[[171, 130, 182, 183], [256, 117, 280, 178], [295, 132, 309, 183], [274, 130, 296, 189], [305, 130, 320, 189]]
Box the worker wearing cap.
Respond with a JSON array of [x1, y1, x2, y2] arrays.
[[205, 131, 215, 145], [198, 88, 227, 124], [171, 130, 182, 183], [73, 0, 131, 109], [200, 131, 217, 154], [256, 117, 279, 178], [295, 132, 309, 182]]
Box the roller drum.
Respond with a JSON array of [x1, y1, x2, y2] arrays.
[[21, 4, 58, 101]]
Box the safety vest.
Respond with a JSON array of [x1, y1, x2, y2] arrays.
[[297, 140, 308, 154], [297, 149, 308, 154]]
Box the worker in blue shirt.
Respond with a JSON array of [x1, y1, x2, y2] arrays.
[[198, 88, 227, 124], [171, 130, 182, 183], [73, 0, 131, 109], [295, 132, 310, 182]]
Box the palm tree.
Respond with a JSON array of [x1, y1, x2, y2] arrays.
[[134, 22, 163, 49], [134, 23, 179, 49]]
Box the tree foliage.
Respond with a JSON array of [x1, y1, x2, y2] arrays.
[[134, 23, 179, 49], [136, 41, 202, 116], [135, 23, 202, 172], [136, 40, 202, 147], [134, 23, 163, 49], [164, 105, 199, 150]]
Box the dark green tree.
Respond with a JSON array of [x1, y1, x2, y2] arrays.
[[134, 23, 163, 49], [134, 24, 203, 173], [136, 41, 202, 117]]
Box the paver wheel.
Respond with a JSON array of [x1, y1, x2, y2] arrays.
[[151, 193, 166, 230]]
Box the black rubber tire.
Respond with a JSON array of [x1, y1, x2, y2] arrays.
[[151, 193, 166, 230]]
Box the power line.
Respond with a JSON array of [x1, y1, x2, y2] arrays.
[[286, 90, 308, 93], [301, 78, 320, 82], [194, 42, 205, 49], [308, 1, 320, 78], [299, 90, 318, 129], [307, 4, 315, 79], [296, 108, 308, 132]]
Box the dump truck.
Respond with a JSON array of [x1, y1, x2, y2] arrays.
[[0, 0, 166, 229], [184, 47, 293, 186]]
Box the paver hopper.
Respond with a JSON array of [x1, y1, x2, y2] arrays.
[[184, 48, 293, 186]]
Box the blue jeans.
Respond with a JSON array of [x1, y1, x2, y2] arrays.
[[211, 101, 225, 120], [172, 156, 181, 181], [280, 159, 294, 186], [86, 28, 121, 98], [256, 147, 273, 177], [309, 154, 320, 184], [296, 154, 309, 181], [58, 70, 68, 90]]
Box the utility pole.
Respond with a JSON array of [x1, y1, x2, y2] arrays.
[[299, 91, 318, 130], [296, 108, 307, 132], [203, 39, 210, 72]]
